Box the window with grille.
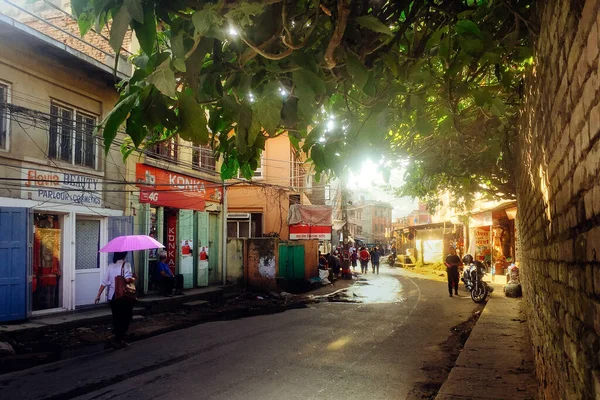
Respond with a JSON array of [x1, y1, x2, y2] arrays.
[[49, 102, 97, 168], [149, 137, 179, 161], [0, 82, 10, 151], [192, 144, 216, 172]]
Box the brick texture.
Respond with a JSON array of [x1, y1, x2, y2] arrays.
[[518, 0, 600, 398], [20, 9, 131, 67]]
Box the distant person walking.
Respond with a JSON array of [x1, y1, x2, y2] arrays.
[[359, 247, 370, 274], [351, 248, 358, 271], [370, 246, 381, 274], [445, 247, 462, 297]]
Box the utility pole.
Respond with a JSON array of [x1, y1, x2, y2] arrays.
[[341, 184, 350, 246]]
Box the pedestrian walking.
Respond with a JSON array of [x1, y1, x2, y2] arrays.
[[95, 251, 135, 348], [445, 247, 462, 297], [359, 247, 370, 274], [370, 246, 381, 274], [351, 248, 358, 271]]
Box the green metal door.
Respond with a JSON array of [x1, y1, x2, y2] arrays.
[[208, 213, 220, 284], [278, 244, 305, 289], [197, 212, 209, 287], [178, 210, 194, 289]]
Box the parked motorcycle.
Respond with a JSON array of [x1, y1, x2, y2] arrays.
[[461, 254, 493, 303]]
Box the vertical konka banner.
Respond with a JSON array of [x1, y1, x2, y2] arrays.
[[166, 214, 177, 274]]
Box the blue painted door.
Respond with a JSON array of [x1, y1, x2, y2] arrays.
[[0, 208, 29, 322]]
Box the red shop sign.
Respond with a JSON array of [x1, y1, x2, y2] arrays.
[[139, 189, 206, 211], [166, 214, 177, 273], [289, 224, 332, 240], [136, 163, 223, 205]]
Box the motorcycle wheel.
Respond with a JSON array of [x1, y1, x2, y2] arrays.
[[471, 282, 488, 303]]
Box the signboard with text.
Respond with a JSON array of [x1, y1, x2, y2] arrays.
[[135, 164, 222, 211], [289, 224, 332, 240], [21, 168, 102, 207]]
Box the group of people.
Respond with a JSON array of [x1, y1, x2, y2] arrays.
[[351, 246, 382, 274]]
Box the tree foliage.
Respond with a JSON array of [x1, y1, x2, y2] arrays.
[[73, 0, 535, 200]]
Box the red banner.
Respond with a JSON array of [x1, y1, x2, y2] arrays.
[[135, 164, 223, 208], [139, 189, 206, 211], [166, 214, 177, 274], [289, 224, 332, 240]]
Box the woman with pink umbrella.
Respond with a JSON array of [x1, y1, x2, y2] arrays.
[[94, 235, 164, 349]]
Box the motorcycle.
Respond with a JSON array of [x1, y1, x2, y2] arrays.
[[461, 259, 493, 303], [387, 253, 396, 267]]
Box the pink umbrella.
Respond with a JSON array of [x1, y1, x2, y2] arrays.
[[99, 235, 165, 253]]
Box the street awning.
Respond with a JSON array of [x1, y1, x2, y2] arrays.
[[333, 221, 346, 230], [288, 204, 333, 225]]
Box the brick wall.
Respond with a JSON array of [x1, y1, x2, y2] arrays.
[[517, 0, 600, 398], [20, 11, 131, 67]]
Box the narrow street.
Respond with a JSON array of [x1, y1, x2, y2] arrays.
[[0, 266, 482, 400]]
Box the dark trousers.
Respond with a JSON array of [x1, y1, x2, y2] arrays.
[[162, 274, 184, 295], [372, 262, 379, 274], [109, 298, 133, 341], [360, 261, 369, 273], [447, 267, 459, 294]]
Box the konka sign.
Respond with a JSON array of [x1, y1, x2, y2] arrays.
[[136, 164, 222, 210]]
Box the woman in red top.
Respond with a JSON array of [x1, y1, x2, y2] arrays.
[[359, 247, 370, 274]]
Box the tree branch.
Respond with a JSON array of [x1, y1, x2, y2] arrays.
[[324, 0, 351, 69]]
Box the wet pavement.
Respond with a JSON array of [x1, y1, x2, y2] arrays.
[[0, 265, 484, 400]]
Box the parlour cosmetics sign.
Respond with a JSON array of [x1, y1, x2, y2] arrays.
[[21, 168, 102, 207]]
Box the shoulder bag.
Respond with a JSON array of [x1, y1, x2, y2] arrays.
[[114, 262, 137, 301]]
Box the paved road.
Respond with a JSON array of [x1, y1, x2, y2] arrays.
[[0, 266, 482, 400]]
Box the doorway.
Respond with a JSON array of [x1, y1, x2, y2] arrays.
[[74, 219, 100, 306], [32, 213, 62, 311]]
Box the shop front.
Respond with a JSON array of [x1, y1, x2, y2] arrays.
[[0, 166, 127, 322], [134, 163, 223, 293], [468, 203, 517, 276]]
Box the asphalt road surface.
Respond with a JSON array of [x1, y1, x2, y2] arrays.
[[0, 266, 482, 400]]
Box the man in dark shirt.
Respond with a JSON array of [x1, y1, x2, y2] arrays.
[[445, 247, 462, 297]]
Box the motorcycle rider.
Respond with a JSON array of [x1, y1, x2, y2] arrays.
[[445, 247, 462, 297]]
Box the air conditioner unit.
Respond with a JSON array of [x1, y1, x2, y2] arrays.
[[228, 213, 251, 219]]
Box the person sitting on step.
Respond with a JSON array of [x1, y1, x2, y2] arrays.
[[157, 253, 184, 297]]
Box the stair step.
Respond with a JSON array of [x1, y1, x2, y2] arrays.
[[183, 300, 209, 307]]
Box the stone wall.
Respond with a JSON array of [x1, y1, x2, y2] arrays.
[[518, 0, 600, 398]]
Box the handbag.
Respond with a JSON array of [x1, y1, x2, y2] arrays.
[[114, 262, 137, 301]]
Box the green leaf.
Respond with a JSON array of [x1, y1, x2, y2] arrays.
[[132, 6, 156, 54], [71, 0, 95, 36], [363, 72, 377, 97], [356, 15, 393, 36], [247, 111, 262, 147], [171, 32, 186, 59], [302, 124, 324, 152], [293, 70, 326, 96], [147, 60, 177, 98], [124, 0, 143, 23], [226, 2, 266, 27], [100, 92, 138, 152], [178, 91, 209, 144], [346, 52, 369, 90], [173, 58, 187, 72], [455, 20, 483, 40], [192, 7, 223, 37], [109, 6, 131, 53], [257, 83, 282, 135], [236, 105, 252, 153]]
